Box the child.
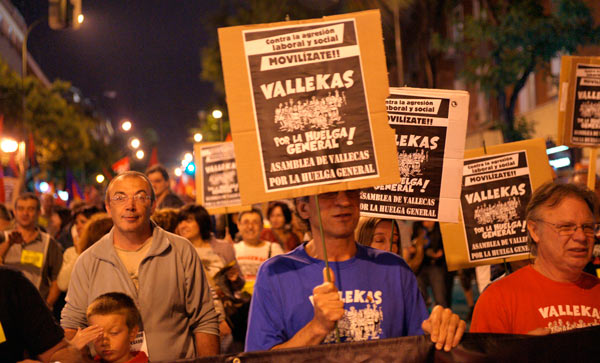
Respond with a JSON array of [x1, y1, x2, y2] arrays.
[[85, 292, 147, 363]]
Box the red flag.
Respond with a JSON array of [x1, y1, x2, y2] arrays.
[[102, 167, 114, 181], [112, 156, 130, 174], [27, 131, 37, 167], [8, 153, 19, 177], [148, 147, 159, 167], [0, 167, 5, 203], [0, 114, 3, 201]]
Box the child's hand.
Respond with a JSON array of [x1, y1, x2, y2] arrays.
[[69, 325, 104, 350]]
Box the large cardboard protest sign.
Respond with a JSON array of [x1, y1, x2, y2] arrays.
[[194, 142, 249, 214], [558, 56, 600, 147], [360, 87, 468, 222], [219, 10, 399, 204], [441, 138, 553, 271]]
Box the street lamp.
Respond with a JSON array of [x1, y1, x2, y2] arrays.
[[212, 109, 224, 141], [77, 14, 85, 24], [194, 133, 203, 143], [135, 150, 145, 160], [96, 174, 105, 184], [174, 167, 182, 177], [130, 137, 140, 149], [121, 120, 132, 132], [184, 152, 193, 163], [0, 138, 19, 153]]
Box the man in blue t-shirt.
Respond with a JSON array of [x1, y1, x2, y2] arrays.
[[246, 190, 466, 352]]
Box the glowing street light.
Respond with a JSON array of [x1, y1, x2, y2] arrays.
[[0, 138, 19, 153], [58, 190, 69, 201], [121, 120, 132, 132], [96, 174, 105, 184], [212, 109, 223, 119], [174, 167, 182, 177], [130, 137, 140, 149], [77, 14, 84, 24], [39, 181, 50, 193], [186, 162, 196, 174], [135, 150, 145, 160], [194, 133, 203, 143], [184, 152, 193, 163]]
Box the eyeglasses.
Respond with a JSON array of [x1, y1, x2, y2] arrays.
[[109, 193, 152, 205], [534, 220, 599, 237]]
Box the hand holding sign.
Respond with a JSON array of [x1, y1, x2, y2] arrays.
[[421, 305, 466, 351], [311, 267, 344, 335]]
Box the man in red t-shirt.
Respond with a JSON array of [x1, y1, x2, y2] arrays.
[[471, 182, 600, 334]]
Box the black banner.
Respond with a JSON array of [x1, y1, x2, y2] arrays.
[[243, 20, 378, 192], [572, 63, 600, 144], [185, 326, 600, 363], [461, 151, 532, 262]]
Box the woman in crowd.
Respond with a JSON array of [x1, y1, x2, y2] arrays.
[[175, 204, 245, 353], [49, 205, 71, 239], [151, 208, 180, 233], [356, 217, 425, 273], [57, 205, 101, 250], [56, 213, 113, 292], [54, 213, 112, 321], [260, 201, 300, 252]]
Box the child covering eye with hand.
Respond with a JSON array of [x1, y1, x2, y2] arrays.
[[73, 292, 147, 363]]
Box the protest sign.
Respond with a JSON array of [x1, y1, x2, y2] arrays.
[[441, 138, 553, 271], [219, 10, 399, 205], [360, 87, 469, 222], [558, 56, 600, 147], [194, 142, 249, 214]]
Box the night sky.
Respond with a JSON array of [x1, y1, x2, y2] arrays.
[[18, 0, 217, 168]]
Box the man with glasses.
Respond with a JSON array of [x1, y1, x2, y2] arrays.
[[471, 182, 600, 334], [246, 190, 466, 352], [61, 171, 219, 360]]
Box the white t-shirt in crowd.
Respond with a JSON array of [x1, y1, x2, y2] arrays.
[[234, 240, 283, 282]]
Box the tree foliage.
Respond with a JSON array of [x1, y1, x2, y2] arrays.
[[436, 0, 600, 141], [0, 57, 119, 185]]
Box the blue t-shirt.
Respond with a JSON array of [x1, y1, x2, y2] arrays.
[[245, 243, 428, 351]]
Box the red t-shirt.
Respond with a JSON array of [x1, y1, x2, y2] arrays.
[[471, 265, 600, 334], [94, 351, 148, 363]]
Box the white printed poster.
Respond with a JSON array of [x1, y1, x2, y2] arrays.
[[360, 88, 469, 222], [461, 151, 532, 262], [219, 10, 399, 204]]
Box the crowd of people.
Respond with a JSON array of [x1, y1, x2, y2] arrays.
[[1, 164, 599, 362]]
